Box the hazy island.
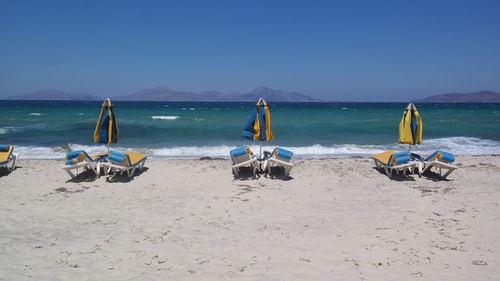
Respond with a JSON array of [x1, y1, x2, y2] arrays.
[[413, 90, 500, 103]]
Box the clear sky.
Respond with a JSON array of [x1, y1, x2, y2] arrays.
[[1, 0, 499, 101]]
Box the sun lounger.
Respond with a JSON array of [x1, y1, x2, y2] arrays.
[[411, 150, 458, 179], [0, 145, 18, 172], [101, 150, 147, 179], [262, 147, 294, 177], [372, 150, 417, 178], [63, 150, 107, 178], [230, 146, 259, 177]]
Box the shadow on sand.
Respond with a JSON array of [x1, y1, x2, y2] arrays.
[[371, 167, 416, 181], [105, 167, 149, 183], [65, 169, 99, 183], [421, 170, 452, 182], [264, 166, 294, 181], [0, 166, 19, 178]]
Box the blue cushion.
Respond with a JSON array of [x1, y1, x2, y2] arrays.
[[394, 155, 410, 164], [230, 146, 248, 158], [410, 153, 423, 161], [0, 145, 10, 151], [273, 147, 293, 160], [109, 153, 127, 164], [110, 150, 127, 158], [423, 151, 438, 161], [439, 151, 455, 162], [391, 151, 408, 159], [66, 150, 84, 160], [389, 152, 409, 164], [425, 150, 454, 162]]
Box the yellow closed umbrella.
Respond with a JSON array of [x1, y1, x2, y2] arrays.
[[93, 98, 119, 152], [399, 103, 422, 151], [242, 98, 273, 158]]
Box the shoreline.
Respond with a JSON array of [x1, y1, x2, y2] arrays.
[[11, 153, 500, 161]]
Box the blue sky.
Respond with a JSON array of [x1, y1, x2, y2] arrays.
[[0, 0, 499, 101]]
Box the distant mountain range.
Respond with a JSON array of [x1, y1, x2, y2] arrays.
[[5, 87, 325, 102], [6, 89, 100, 101], [413, 90, 500, 103], [113, 87, 323, 102], [6, 88, 500, 102]]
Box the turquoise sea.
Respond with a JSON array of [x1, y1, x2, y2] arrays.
[[1, 100, 499, 159]]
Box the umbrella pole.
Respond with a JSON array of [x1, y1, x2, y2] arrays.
[[260, 142, 262, 160]]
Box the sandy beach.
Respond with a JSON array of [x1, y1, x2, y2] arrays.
[[0, 155, 499, 280]]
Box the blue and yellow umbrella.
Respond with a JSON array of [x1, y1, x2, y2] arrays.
[[93, 98, 119, 151], [399, 103, 422, 151], [242, 98, 273, 158]]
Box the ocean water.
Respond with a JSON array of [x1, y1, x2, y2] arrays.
[[1, 100, 499, 159]]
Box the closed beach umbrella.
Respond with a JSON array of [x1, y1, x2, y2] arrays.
[[242, 98, 273, 158], [93, 98, 119, 152], [399, 103, 422, 151]]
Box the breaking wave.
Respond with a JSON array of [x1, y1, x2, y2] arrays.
[[11, 137, 500, 159]]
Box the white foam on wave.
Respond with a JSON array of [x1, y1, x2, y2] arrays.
[[148, 137, 500, 158], [151, 116, 179, 120], [0, 127, 20, 135], [29, 112, 45, 116], [10, 137, 500, 159], [14, 146, 67, 159], [14, 144, 112, 159]]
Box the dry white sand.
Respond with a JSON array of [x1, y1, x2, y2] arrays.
[[0, 156, 499, 280]]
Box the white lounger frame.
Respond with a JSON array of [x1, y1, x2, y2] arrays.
[[263, 157, 293, 177], [101, 159, 147, 179], [419, 159, 458, 179], [232, 158, 259, 177], [373, 159, 418, 178], [63, 160, 100, 178], [1, 153, 18, 172]]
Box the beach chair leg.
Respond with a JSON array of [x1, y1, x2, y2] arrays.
[[385, 167, 391, 178], [64, 168, 76, 178], [422, 164, 431, 174], [284, 167, 290, 177], [94, 163, 100, 177], [10, 154, 17, 171], [232, 167, 239, 177], [107, 166, 114, 177], [442, 168, 454, 179]]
